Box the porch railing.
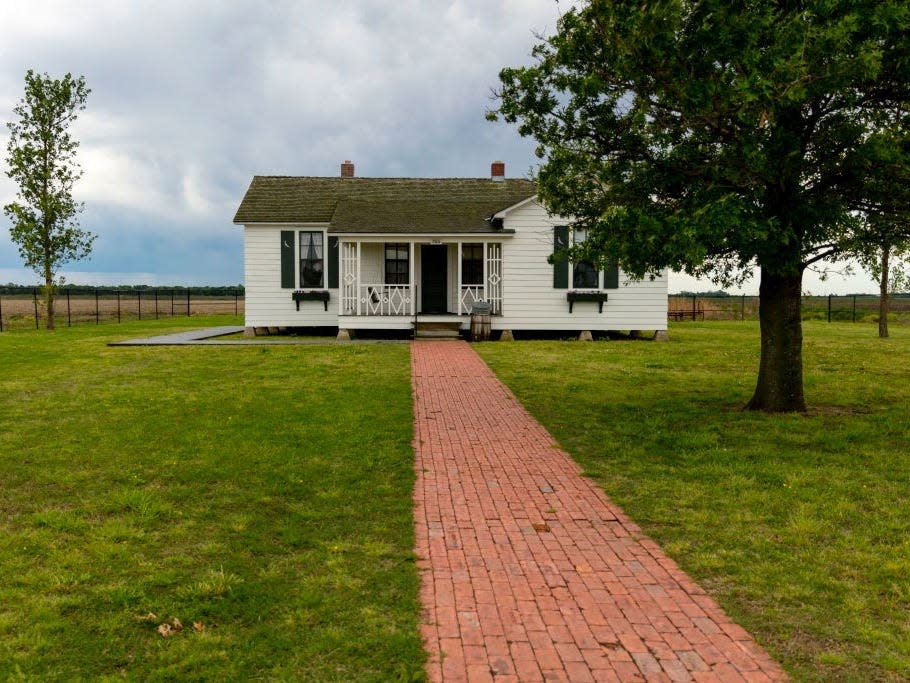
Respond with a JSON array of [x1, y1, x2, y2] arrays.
[[359, 284, 413, 316], [459, 285, 484, 315], [459, 285, 501, 315]]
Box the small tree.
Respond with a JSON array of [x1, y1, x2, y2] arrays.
[[4, 70, 93, 330], [852, 225, 910, 338], [845, 124, 910, 338], [490, 1, 910, 412]]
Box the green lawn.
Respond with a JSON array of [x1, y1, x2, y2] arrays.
[[0, 316, 424, 681], [4, 317, 908, 681], [476, 321, 910, 681]]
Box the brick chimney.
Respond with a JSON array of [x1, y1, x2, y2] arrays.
[[491, 160, 505, 180], [340, 160, 355, 178]]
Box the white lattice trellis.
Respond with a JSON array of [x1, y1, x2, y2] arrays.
[[486, 243, 502, 314], [341, 242, 358, 314]]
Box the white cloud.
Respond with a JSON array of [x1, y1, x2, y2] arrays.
[[78, 146, 167, 213], [0, 1, 875, 291], [669, 261, 878, 295]]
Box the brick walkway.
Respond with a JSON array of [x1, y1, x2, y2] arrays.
[[411, 341, 786, 682]]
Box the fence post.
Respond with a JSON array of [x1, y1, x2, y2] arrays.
[[0, 292, 4, 332], [138, 290, 142, 320], [67, 289, 71, 327], [235, 289, 238, 316], [117, 290, 121, 323], [155, 288, 159, 320], [187, 289, 190, 316], [95, 288, 99, 324], [34, 288, 39, 329], [171, 290, 174, 316], [827, 294, 832, 323], [852, 295, 856, 323], [691, 294, 697, 321], [741, 294, 745, 321]]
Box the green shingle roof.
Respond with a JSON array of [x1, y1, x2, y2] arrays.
[[232, 176, 536, 233]]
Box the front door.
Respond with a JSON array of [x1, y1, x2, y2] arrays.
[[421, 245, 448, 313]]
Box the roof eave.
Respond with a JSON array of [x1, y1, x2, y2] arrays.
[[490, 194, 539, 219]]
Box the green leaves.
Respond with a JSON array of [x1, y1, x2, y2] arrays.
[[4, 70, 94, 286], [491, 0, 910, 281]]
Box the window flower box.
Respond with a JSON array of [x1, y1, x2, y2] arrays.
[[292, 289, 330, 311], [567, 290, 608, 313]]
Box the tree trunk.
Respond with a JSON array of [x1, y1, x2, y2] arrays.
[[44, 271, 55, 331], [879, 244, 889, 339], [746, 270, 806, 412]]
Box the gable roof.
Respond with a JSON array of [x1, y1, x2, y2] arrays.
[[233, 176, 537, 233]]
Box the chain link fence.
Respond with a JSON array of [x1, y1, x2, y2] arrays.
[[0, 287, 244, 332], [668, 294, 910, 323]]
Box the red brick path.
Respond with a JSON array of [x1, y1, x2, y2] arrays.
[[411, 341, 786, 682]]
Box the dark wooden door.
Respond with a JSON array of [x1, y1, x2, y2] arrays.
[[421, 245, 448, 313]]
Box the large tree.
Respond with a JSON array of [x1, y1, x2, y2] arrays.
[[490, 1, 910, 412], [5, 70, 93, 330]]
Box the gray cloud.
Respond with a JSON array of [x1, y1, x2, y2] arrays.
[[0, 2, 877, 292], [0, 1, 564, 283]]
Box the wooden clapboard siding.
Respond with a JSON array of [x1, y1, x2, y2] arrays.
[[240, 201, 668, 331], [244, 225, 339, 327], [359, 243, 384, 284], [497, 202, 668, 331]]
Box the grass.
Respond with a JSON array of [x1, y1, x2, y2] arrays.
[[4, 315, 908, 680], [475, 321, 910, 682], [0, 315, 424, 681]]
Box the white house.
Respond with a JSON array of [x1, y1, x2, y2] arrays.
[[233, 161, 668, 339]]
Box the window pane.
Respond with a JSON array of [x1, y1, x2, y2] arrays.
[[461, 243, 484, 285], [573, 261, 598, 288], [299, 231, 324, 288], [385, 243, 409, 285]]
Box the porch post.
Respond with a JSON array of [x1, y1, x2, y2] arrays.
[[482, 241, 489, 303], [338, 240, 344, 315], [356, 241, 362, 316], [456, 241, 462, 315], [409, 241, 415, 315]]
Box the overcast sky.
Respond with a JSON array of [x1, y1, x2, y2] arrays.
[[0, 1, 878, 293]]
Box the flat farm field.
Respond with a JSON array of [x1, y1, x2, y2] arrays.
[[0, 293, 242, 329]]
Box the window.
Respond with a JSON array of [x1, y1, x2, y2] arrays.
[[299, 231, 324, 288], [461, 244, 484, 285], [573, 261, 599, 288], [572, 228, 598, 288], [384, 243, 409, 284]]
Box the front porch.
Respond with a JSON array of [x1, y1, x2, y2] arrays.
[[337, 239, 503, 319], [337, 313, 466, 331]]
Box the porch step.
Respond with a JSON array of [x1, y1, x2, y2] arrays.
[[414, 321, 462, 340]]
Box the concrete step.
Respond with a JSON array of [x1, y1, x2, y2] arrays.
[[416, 321, 462, 331], [414, 329, 462, 340]]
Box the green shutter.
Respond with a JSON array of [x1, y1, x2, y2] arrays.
[[602, 261, 619, 289], [553, 226, 569, 289], [280, 230, 295, 289], [327, 236, 339, 289]]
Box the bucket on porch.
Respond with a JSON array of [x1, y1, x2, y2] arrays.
[[470, 301, 492, 342]]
